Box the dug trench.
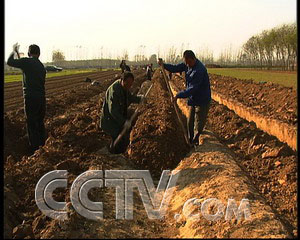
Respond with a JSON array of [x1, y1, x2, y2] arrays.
[[4, 69, 297, 238], [170, 72, 297, 237]]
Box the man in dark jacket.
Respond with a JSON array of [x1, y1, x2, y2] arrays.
[[7, 44, 47, 153], [120, 60, 131, 73], [100, 72, 142, 153], [146, 64, 153, 80], [158, 50, 211, 145]]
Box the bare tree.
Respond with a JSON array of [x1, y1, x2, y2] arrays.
[[52, 50, 65, 62], [122, 50, 129, 61], [197, 47, 214, 64], [165, 46, 177, 63]]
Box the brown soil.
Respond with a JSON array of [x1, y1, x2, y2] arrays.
[[4, 70, 175, 239], [207, 101, 297, 235], [209, 74, 297, 126], [4, 71, 121, 161], [4, 69, 298, 238], [127, 70, 190, 178], [4, 71, 120, 111], [171, 74, 298, 236]]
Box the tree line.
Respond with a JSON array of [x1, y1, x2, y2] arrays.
[[49, 52, 159, 69], [151, 22, 297, 71], [241, 23, 297, 70], [7, 22, 295, 71]]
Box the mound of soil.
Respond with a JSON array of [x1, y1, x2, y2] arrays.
[[4, 75, 115, 238], [209, 74, 297, 126], [4, 69, 297, 238], [207, 101, 298, 236], [5, 70, 174, 239], [173, 73, 297, 126], [127, 70, 190, 177], [170, 74, 297, 236]]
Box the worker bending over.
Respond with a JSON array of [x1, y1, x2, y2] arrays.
[[158, 50, 211, 145], [100, 72, 143, 153]]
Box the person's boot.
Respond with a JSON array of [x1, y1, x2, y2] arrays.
[[27, 146, 35, 156], [29, 145, 39, 156]]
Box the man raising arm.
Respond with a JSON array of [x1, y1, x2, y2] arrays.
[[7, 44, 47, 153]]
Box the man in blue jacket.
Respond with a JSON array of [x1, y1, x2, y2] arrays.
[[158, 50, 211, 145]]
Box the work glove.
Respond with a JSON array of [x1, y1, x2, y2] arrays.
[[13, 42, 20, 53]]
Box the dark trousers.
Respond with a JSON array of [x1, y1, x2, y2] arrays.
[[147, 72, 152, 80], [24, 97, 46, 152], [187, 103, 210, 144], [109, 131, 130, 154]]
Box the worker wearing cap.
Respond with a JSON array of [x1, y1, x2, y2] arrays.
[[7, 43, 47, 153], [100, 72, 143, 154], [158, 50, 211, 145]]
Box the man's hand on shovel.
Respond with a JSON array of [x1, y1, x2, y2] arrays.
[[171, 95, 177, 104]]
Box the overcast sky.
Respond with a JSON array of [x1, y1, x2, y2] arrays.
[[5, 0, 297, 63]]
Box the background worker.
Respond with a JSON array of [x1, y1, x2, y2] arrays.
[[158, 50, 211, 145], [100, 72, 143, 154], [7, 44, 47, 154], [146, 64, 153, 80], [120, 60, 131, 73]]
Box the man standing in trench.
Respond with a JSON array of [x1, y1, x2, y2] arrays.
[[7, 43, 47, 154], [158, 50, 211, 145], [100, 72, 143, 154]]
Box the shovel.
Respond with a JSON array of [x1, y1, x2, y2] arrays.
[[159, 58, 190, 146], [112, 82, 154, 148]]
